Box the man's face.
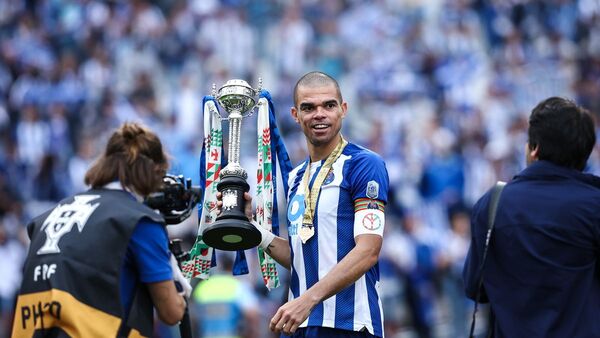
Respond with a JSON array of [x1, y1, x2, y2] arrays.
[[291, 84, 347, 149]]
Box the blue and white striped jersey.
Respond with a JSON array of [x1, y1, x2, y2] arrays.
[[285, 142, 389, 337]]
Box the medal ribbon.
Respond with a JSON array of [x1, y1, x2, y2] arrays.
[[301, 136, 348, 229]]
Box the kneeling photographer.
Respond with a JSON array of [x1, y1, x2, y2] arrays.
[[12, 122, 193, 338]]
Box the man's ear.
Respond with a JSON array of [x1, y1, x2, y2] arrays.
[[529, 143, 539, 160], [291, 107, 299, 123]]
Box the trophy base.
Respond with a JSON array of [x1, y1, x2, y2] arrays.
[[203, 217, 261, 251]]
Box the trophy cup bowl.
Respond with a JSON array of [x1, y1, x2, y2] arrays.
[[217, 80, 257, 116], [202, 79, 262, 251]]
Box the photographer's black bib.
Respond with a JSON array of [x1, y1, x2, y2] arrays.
[[13, 188, 164, 338]]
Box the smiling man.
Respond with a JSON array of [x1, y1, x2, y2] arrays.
[[246, 71, 390, 337]]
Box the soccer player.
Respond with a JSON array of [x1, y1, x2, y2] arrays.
[[242, 71, 390, 337]]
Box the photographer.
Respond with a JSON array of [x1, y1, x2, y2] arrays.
[[463, 97, 600, 337], [12, 122, 191, 337]]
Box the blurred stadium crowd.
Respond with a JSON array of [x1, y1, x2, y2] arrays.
[[1, 0, 600, 337]]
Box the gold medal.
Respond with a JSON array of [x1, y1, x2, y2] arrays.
[[298, 223, 314, 244], [299, 136, 348, 243]]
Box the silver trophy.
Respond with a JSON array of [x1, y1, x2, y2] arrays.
[[202, 79, 262, 251]]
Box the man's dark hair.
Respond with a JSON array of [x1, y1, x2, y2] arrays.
[[528, 97, 596, 171], [293, 71, 342, 107]]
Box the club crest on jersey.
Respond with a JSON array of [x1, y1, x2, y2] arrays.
[[366, 181, 379, 199], [37, 195, 100, 255], [323, 168, 335, 185], [362, 212, 382, 231]]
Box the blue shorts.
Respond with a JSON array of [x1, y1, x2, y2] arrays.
[[281, 326, 378, 338]]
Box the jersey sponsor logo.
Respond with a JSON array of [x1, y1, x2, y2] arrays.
[[287, 194, 305, 236], [288, 223, 298, 236], [366, 181, 379, 199], [37, 195, 100, 255], [362, 212, 382, 231], [287, 194, 305, 222]]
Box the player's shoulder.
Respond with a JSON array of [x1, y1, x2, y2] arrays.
[[344, 142, 385, 164]]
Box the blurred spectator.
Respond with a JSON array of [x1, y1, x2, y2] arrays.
[[47, 101, 73, 163], [266, 4, 314, 78], [15, 104, 50, 169], [172, 73, 202, 141], [67, 135, 97, 195], [191, 252, 260, 338], [419, 124, 465, 207], [198, 8, 255, 79], [383, 210, 442, 338], [439, 206, 471, 337], [80, 44, 112, 104], [379, 216, 409, 337], [0, 140, 27, 202], [31, 153, 68, 202], [400, 212, 440, 338], [0, 221, 26, 338]]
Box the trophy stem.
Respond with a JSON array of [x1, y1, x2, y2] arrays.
[[229, 114, 242, 164]]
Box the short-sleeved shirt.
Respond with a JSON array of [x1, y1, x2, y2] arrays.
[[120, 218, 172, 316], [285, 142, 389, 337]]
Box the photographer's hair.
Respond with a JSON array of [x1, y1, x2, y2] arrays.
[[293, 71, 342, 107], [528, 97, 596, 171], [85, 122, 168, 196]]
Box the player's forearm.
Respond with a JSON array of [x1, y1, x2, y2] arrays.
[[265, 236, 291, 269], [303, 235, 381, 305]]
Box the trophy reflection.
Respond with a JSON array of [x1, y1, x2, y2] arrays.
[[202, 79, 262, 251]]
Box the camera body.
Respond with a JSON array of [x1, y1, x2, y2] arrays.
[[145, 174, 202, 225]]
